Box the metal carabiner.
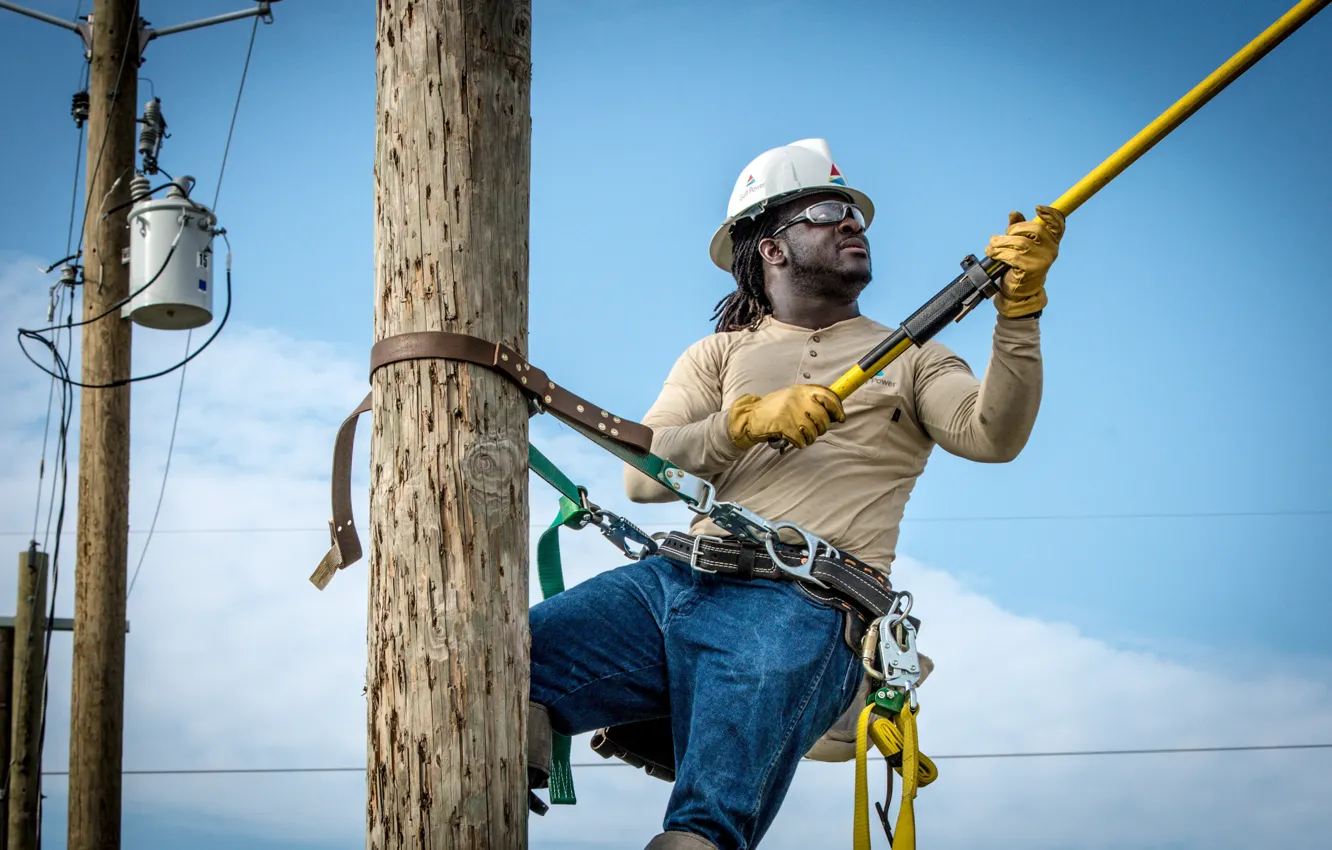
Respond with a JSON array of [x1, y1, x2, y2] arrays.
[[861, 616, 886, 680], [592, 510, 658, 561], [878, 610, 921, 692], [885, 590, 913, 631], [704, 500, 777, 547]]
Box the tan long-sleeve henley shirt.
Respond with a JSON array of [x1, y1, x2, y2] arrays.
[[624, 312, 1043, 577]]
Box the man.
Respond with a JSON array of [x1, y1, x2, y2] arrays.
[[528, 139, 1064, 849]]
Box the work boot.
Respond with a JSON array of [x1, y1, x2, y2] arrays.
[[528, 701, 552, 815], [644, 831, 718, 849]]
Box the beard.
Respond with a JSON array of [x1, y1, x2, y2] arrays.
[[784, 239, 872, 302]]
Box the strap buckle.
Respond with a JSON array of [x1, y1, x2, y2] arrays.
[[662, 467, 717, 512], [687, 534, 725, 573]]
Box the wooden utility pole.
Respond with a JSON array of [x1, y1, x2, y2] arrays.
[[0, 619, 15, 850], [8, 550, 48, 850], [69, 0, 138, 847], [367, 1, 533, 847]]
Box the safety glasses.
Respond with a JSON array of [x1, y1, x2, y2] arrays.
[[771, 200, 866, 236]]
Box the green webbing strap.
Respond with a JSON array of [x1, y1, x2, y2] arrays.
[[525, 437, 694, 807], [528, 444, 585, 805], [547, 417, 691, 506], [547, 730, 576, 806], [529, 442, 584, 504], [536, 494, 584, 599]]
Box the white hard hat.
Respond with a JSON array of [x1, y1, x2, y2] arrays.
[[708, 138, 875, 271]]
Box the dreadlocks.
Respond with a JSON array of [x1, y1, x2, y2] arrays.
[[710, 210, 787, 334]]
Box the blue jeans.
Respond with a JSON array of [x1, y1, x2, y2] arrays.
[[529, 554, 863, 848]]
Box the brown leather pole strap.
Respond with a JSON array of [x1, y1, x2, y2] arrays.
[[310, 391, 372, 589], [311, 331, 658, 589], [369, 331, 653, 455]]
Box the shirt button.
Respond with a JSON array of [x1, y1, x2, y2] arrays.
[[812, 335, 821, 343], [809, 350, 818, 357], [803, 372, 811, 379]]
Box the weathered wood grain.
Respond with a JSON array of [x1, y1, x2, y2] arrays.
[[368, 1, 533, 847]]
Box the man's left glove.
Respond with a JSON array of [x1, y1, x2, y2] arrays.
[[985, 204, 1066, 318], [726, 384, 845, 450]]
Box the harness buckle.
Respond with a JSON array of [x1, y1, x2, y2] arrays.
[[663, 467, 717, 513], [687, 534, 724, 573]]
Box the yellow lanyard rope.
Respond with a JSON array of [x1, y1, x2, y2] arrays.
[[853, 701, 938, 850]]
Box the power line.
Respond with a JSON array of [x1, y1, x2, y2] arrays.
[[29, 283, 68, 542], [29, 55, 91, 544], [71, 0, 139, 270], [901, 509, 1332, 522], [128, 11, 258, 601], [212, 13, 258, 210], [31, 742, 1332, 777], [63, 63, 90, 257], [4, 507, 1331, 539], [127, 330, 189, 601]]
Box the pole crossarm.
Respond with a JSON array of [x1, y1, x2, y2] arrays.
[[0, 617, 128, 633], [0, 0, 91, 53], [0, 0, 80, 31], [0, 0, 278, 62], [141, 1, 275, 44]]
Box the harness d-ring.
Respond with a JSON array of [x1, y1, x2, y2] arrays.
[[762, 519, 836, 589]]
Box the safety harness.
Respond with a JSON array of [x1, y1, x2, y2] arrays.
[[310, 329, 933, 847]]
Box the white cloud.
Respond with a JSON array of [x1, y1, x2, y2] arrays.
[[2, 254, 1330, 849]]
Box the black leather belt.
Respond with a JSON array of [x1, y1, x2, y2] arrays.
[[655, 531, 919, 631]]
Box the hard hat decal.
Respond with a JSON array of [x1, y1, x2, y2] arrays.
[[745, 174, 756, 186], [828, 163, 847, 186]]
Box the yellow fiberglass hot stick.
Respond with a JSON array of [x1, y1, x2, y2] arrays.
[[827, 0, 1330, 403]]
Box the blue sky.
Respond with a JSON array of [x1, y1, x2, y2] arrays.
[[1, 0, 1330, 848]]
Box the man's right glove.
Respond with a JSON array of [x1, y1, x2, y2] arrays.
[[985, 204, 1066, 318], [727, 384, 846, 450]]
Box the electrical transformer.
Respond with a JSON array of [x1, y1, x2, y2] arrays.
[[122, 176, 218, 330]]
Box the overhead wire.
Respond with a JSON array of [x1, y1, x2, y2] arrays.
[[129, 11, 259, 602], [28, 741, 1332, 778], [29, 18, 90, 548], [212, 13, 258, 212], [29, 282, 68, 542], [71, 0, 139, 270], [4, 506, 1330, 539]]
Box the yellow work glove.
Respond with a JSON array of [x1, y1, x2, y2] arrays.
[[727, 385, 846, 450], [984, 204, 1066, 318]]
